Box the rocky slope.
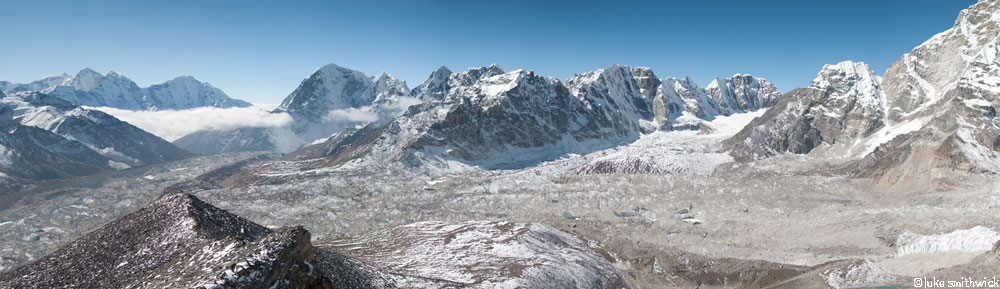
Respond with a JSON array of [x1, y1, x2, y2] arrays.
[[315, 221, 630, 288], [0, 91, 192, 178], [0, 122, 115, 179], [724, 0, 1000, 184], [0, 192, 334, 288], [304, 64, 778, 170], [0, 192, 641, 289], [1, 68, 250, 110], [723, 61, 886, 161], [855, 0, 1000, 181], [173, 127, 297, 155]]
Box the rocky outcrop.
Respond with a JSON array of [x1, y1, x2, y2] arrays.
[[708, 74, 781, 116], [0, 192, 336, 289], [723, 61, 886, 161]]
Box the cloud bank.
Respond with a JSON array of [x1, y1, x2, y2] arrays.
[[89, 106, 293, 141]]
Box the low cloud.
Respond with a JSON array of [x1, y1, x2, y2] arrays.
[[323, 107, 380, 123], [321, 97, 424, 123], [89, 106, 293, 141]]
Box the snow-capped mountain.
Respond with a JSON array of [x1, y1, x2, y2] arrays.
[[723, 61, 886, 161], [175, 63, 419, 155], [307, 64, 779, 170], [708, 74, 781, 116], [178, 62, 778, 159], [857, 0, 1000, 179], [0, 73, 72, 94], [277, 63, 412, 122], [724, 0, 1000, 181], [410, 66, 453, 101], [1, 68, 251, 110], [0, 91, 191, 178], [142, 76, 250, 109]]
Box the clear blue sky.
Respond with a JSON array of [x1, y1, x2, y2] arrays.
[[0, 0, 977, 105]]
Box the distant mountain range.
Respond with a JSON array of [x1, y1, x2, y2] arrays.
[[0, 91, 191, 179], [0, 68, 251, 110], [176, 62, 780, 159], [6, 0, 1000, 184]]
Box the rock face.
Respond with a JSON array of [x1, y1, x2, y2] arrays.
[[0, 92, 191, 178], [723, 61, 885, 161], [0, 192, 332, 289], [857, 0, 1000, 178], [1, 68, 250, 110], [315, 221, 630, 289], [410, 66, 453, 102], [725, 0, 1000, 180], [310, 64, 778, 170], [708, 74, 782, 116]]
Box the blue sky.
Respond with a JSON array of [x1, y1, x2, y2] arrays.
[[0, 0, 977, 105]]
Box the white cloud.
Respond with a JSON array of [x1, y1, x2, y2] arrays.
[[323, 107, 380, 123], [322, 96, 425, 123], [88, 106, 293, 141]]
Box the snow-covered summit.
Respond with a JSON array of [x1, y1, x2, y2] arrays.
[[1, 68, 251, 110], [724, 60, 887, 161], [309, 64, 780, 170], [411, 66, 453, 101], [278, 62, 412, 121]]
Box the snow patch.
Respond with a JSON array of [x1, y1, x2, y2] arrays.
[[895, 226, 1000, 256]]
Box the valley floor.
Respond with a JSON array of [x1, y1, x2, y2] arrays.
[[3, 111, 999, 288]]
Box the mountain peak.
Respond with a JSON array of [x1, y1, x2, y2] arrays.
[[105, 70, 126, 78], [412, 66, 455, 101], [811, 60, 881, 94], [819, 60, 873, 75], [76, 67, 100, 76], [432, 65, 452, 75]]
